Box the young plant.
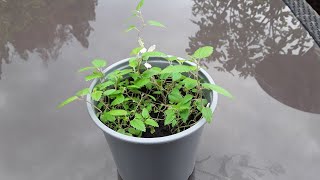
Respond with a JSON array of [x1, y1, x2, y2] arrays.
[[58, 0, 232, 137]]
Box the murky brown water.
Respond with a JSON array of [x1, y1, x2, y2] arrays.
[[0, 0, 319, 179]]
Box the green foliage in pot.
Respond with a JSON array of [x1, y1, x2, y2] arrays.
[[59, 0, 232, 138]]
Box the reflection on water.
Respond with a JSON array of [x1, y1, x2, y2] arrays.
[[0, 0, 97, 79], [193, 154, 285, 180], [188, 0, 320, 113], [187, 0, 313, 78], [117, 154, 285, 180]]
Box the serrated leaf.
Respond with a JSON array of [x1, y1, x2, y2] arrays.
[[161, 65, 197, 74], [146, 94, 156, 101], [129, 57, 139, 68], [91, 91, 103, 101], [142, 51, 167, 60], [136, 0, 144, 11], [195, 99, 208, 111], [180, 109, 190, 123], [78, 66, 95, 72], [148, 20, 165, 28], [118, 69, 133, 76], [181, 94, 193, 104], [182, 78, 198, 89], [85, 71, 104, 81], [130, 47, 143, 56], [92, 59, 107, 68], [142, 67, 161, 78], [160, 73, 170, 80], [202, 83, 233, 98], [172, 73, 182, 81], [76, 88, 90, 96], [111, 94, 125, 106], [95, 81, 115, 90], [58, 96, 78, 108], [164, 109, 175, 125], [134, 78, 150, 88], [129, 73, 139, 81], [103, 89, 117, 96], [142, 108, 149, 118], [125, 25, 137, 32], [117, 129, 126, 134], [169, 88, 183, 103], [128, 128, 141, 136], [202, 107, 213, 123], [145, 119, 159, 127], [101, 112, 116, 123], [108, 109, 127, 116], [130, 119, 146, 132], [192, 46, 214, 59]]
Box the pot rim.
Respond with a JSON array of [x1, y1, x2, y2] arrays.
[[86, 57, 218, 144]]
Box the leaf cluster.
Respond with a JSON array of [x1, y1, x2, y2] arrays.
[[58, 0, 232, 137]]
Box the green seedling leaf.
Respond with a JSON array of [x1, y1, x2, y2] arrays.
[[128, 128, 142, 136], [92, 59, 107, 68], [192, 46, 214, 59], [146, 94, 156, 101], [76, 88, 90, 97], [145, 119, 159, 127], [125, 25, 137, 32], [182, 78, 198, 89], [160, 73, 170, 80], [136, 0, 144, 11], [103, 89, 117, 96], [91, 91, 103, 101], [142, 67, 161, 78], [172, 73, 182, 81], [130, 119, 146, 132], [96, 81, 115, 90], [101, 112, 116, 123], [111, 94, 125, 106], [108, 109, 127, 116], [202, 107, 213, 123], [181, 94, 193, 104], [78, 66, 95, 72], [118, 69, 133, 76], [130, 47, 144, 56], [125, 133, 133, 136], [202, 83, 233, 98], [164, 109, 176, 125], [129, 57, 139, 68], [85, 71, 104, 81], [161, 65, 197, 74], [134, 78, 150, 88], [142, 108, 149, 118], [194, 99, 208, 111], [58, 96, 78, 108], [142, 51, 167, 60], [169, 88, 183, 103], [148, 20, 165, 28], [117, 129, 126, 134], [179, 109, 190, 123]]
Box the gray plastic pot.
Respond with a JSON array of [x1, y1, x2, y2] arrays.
[[87, 57, 218, 180]]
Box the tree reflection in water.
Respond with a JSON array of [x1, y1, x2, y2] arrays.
[[188, 0, 320, 113], [0, 0, 97, 79], [187, 0, 313, 78]]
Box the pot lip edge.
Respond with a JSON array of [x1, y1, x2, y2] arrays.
[[86, 57, 218, 144]]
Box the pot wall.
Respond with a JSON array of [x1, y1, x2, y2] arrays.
[[87, 58, 218, 180], [104, 126, 204, 180]]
